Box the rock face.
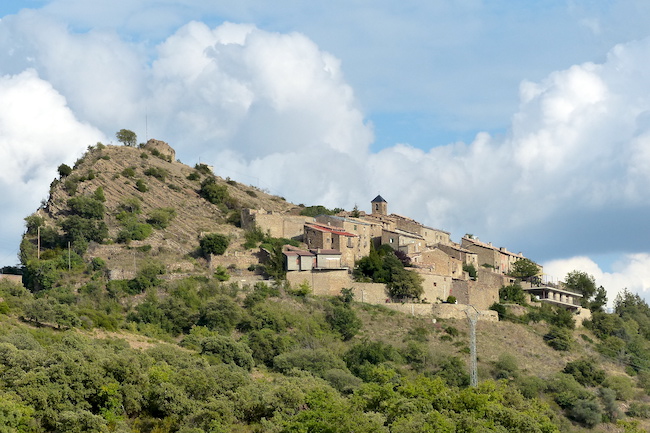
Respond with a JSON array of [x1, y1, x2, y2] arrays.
[[143, 139, 176, 161]]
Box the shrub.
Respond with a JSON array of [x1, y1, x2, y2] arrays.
[[63, 176, 80, 195], [568, 398, 602, 427], [135, 179, 148, 192], [325, 300, 361, 341], [245, 329, 295, 367], [603, 375, 635, 400], [433, 355, 470, 387], [213, 266, 230, 282], [274, 348, 347, 376], [493, 353, 519, 380], [147, 207, 176, 229], [186, 171, 200, 181], [199, 177, 229, 205], [563, 358, 606, 386], [344, 340, 400, 376], [463, 263, 477, 280], [117, 222, 153, 243], [144, 166, 168, 181], [121, 167, 136, 178], [200, 335, 254, 370], [627, 402, 650, 418], [67, 196, 105, 219], [194, 163, 212, 175], [544, 326, 573, 351], [200, 233, 229, 256]]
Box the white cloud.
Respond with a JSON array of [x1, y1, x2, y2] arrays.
[[0, 69, 105, 263]]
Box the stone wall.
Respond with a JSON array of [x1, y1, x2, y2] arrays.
[[416, 270, 452, 303], [450, 268, 504, 310], [241, 209, 312, 240], [431, 303, 499, 322], [287, 269, 354, 297], [209, 251, 259, 272], [0, 274, 22, 284], [575, 307, 592, 327]]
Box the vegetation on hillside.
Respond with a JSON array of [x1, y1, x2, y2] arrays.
[[5, 140, 650, 432]]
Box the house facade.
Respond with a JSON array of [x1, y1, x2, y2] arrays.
[[304, 223, 361, 267]]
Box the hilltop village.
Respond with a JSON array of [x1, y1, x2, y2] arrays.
[[241, 195, 591, 323]]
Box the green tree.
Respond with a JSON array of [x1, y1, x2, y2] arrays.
[[499, 283, 527, 304], [200, 233, 229, 256], [57, 163, 72, 177], [564, 270, 597, 308], [116, 129, 137, 147], [510, 258, 540, 280]]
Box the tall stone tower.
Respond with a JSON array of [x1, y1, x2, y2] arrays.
[[371, 195, 387, 216]]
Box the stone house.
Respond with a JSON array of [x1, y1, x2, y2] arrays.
[[284, 247, 316, 271], [381, 228, 425, 255], [415, 247, 464, 279], [436, 243, 479, 269], [304, 223, 360, 267], [283, 246, 344, 271], [460, 236, 527, 275], [314, 215, 373, 254]]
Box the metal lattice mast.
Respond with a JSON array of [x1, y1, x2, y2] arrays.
[[465, 306, 480, 387]]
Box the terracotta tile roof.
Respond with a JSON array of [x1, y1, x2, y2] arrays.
[[305, 223, 357, 237]]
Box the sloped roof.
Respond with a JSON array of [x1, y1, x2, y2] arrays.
[[371, 195, 387, 203], [305, 223, 357, 237]]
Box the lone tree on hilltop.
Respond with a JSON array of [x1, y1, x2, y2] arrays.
[[116, 129, 137, 147]]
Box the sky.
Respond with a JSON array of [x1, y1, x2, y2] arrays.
[[2, 0, 650, 305]]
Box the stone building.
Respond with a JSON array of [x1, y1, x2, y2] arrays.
[[371, 194, 388, 216], [436, 243, 479, 268], [241, 208, 313, 240], [381, 228, 425, 255], [304, 223, 360, 267], [460, 236, 527, 275], [314, 215, 373, 255]]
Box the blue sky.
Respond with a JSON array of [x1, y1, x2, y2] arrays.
[[3, 1, 650, 304]]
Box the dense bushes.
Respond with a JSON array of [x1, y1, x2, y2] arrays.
[[354, 245, 423, 300]]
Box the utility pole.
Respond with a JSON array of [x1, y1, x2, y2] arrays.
[[465, 305, 480, 387]]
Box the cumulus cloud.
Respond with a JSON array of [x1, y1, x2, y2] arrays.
[[0, 69, 105, 263], [147, 21, 372, 161], [2, 4, 650, 317]]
